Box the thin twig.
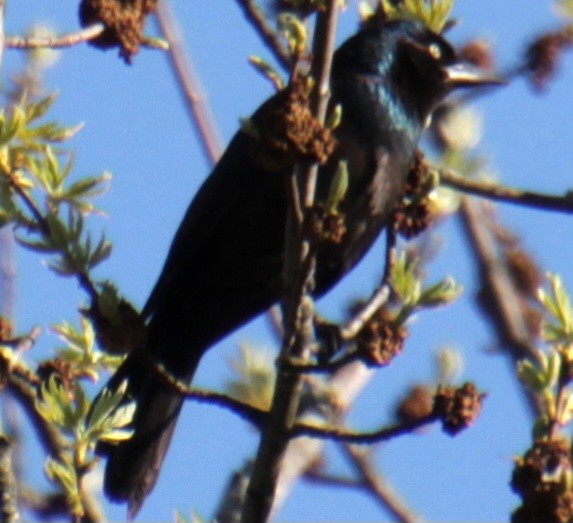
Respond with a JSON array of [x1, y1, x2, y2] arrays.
[[458, 198, 539, 417], [342, 445, 426, 523], [441, 168, 573, 214], [18, 486, 68, 521], [155, 1, 223, 166], [281, 352, 361, 374], [235, 0, 291, 71], [291, 413, 438, 443], [0, 168, 48, 236], [5, 24, 166, 51], [0, 437, 19, 523], [303, 4, 340, 207], [304, 469, 365, 489], [154, 363, 267, 426], [5, 24, 105, 49], [341, 284, 391, 340], [242, 5, 340, 522]]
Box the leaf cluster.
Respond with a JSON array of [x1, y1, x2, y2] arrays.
[[36, 376, 134, 516], [0, 93, 112, 279], [518, 274, 573, 438], [390, 250, 463, 326]]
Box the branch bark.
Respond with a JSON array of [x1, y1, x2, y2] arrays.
[[241, 4, 340, 522]]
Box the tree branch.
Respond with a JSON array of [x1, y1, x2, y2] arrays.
[[5, 24, 166, 51], [241, 4, 340, 522], [155, 1, 223, 167], [235, 0, 291, 71], [153, 363, 267, 426], [441, 168, 573, 214], [342, 444, 426, 523], [0, 437, 19, 523], [458, 198, 540, 416], [291, 413, 437, 443]]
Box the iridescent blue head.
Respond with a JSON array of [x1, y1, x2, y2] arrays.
[[331, 19, 500, 148]]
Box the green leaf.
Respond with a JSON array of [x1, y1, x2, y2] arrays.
[[380, 0, 454, 33], [278, 13, 307, 56], [87, 381, 129, 432], [226, 344, 276, 412], [517, 349, 561, 393], [36, 374, 74, 430], [517, 359, 546, 393], [15, 236, 58, 254], [558, 388, 573, 425], [45, 456, 77, 494], [390, 252, 421, 307], [63, 172, 110, 201], [325, 160, 348, 212], [25, 93, 59, 123], [44, 456, 83, 516], [325, 104, 342, 130], [248, 56, 285, 91], [419, 276, 463, 307]]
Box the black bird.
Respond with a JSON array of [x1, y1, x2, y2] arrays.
[[100, 19, 499, 516]]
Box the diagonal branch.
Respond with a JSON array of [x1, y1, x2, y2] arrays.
[[458, 197, 539, 416], [235, 0, 291, 71], [342, 444, 427, 523], [291, 413, 437, 443], [440, 168, 573, 214], [155, 1, 223, 167]]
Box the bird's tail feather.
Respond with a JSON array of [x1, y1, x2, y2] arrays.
[[99, 352, 197, 518]]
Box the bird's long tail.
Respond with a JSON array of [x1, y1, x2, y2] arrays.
[[98, 350, 200, 519]]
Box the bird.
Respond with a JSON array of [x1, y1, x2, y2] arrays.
[[98, 18, 500, 517]]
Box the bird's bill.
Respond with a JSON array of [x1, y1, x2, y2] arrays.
[[443, 62, 506, 87]]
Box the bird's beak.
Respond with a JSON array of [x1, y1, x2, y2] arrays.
[[443, 62, 506, 88]]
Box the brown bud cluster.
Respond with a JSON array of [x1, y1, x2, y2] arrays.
[[395, 385, 433, 425], [392, 151, 434, 239], [79, 0, 157, 63], [459, 40, 495, 72], [511, 438, 573, 523], [304, 203, 346, 246], [355, 310, 407, 367], [432, 382, 484, 436], [253, 79, 338, 172], [525, 29, 573, 91]]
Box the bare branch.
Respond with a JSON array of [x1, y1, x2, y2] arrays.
[[441, 168, 573, 214], [154, 363, 267, 426], [155, 1, 223, 167], [5, 23, 166, 51], [341, 284, 391, 340], [458, 198, 539, 416], [291, 413, 437, 443], [235, 0, 291, 71], [0, 437, 19, 523], [342, 445, 426, 523], [242, 4, 341, 522]]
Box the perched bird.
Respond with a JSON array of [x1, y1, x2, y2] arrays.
[[100, 19, 499, 516]]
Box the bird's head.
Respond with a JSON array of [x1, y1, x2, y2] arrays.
[[333, 20, 502, 130]]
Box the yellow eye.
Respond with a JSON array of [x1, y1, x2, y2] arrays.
[[428, 43, 442, 60]]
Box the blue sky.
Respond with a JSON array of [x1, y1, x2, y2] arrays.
[[4, 1, 573, 521]]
